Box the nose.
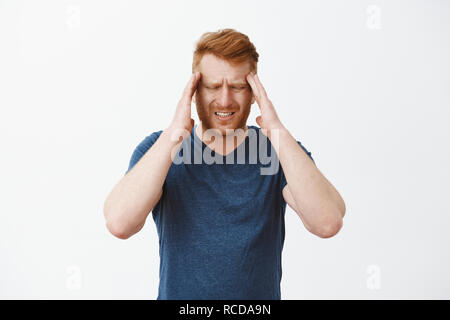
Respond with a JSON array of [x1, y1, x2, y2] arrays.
[[216, 85, 233, 109]]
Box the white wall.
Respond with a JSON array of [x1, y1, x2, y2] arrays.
[[1, 0, 449, 299]]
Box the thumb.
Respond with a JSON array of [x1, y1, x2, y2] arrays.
[[256, 115, 262, 127]]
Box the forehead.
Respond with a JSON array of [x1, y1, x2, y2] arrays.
[[198, 54, 251, 84]]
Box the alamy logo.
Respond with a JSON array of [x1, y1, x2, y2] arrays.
[[168, 127, 280, 176]]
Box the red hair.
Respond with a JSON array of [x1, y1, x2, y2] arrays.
[[192, 28, 259, 73]]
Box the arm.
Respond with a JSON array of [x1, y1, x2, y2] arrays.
[[246, 72, 346, 239], [103, 129, 179, 239], [103, 72, 201, 239], [276, 128, 346, 238]]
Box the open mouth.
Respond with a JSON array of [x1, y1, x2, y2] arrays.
[[214, 111, 235, 120]]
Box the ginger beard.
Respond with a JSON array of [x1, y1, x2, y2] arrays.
[[194, 91, 252, 137]]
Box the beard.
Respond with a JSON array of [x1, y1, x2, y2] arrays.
[[195, 98, 252, 136]]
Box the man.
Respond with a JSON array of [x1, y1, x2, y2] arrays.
[[103, 29, 346, 300]]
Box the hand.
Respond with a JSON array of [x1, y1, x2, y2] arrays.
[[168, 72, 201, 134], [246, 72, 284, 133]]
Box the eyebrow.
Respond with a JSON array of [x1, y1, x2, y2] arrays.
[[205, 81, 248, 86]]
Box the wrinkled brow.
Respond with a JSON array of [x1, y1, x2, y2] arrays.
[[204, 79, 248, 86]]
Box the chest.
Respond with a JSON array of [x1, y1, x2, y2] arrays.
[[155, 161, 285, 250], [168, 162, 279, 202]]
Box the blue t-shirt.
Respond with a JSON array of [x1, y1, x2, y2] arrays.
[[126, 125, 314, 300]]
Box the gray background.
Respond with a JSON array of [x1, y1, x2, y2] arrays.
[[1, 0, 449, 299]]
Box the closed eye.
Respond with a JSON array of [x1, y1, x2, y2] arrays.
[[205, 85, 247, 90]]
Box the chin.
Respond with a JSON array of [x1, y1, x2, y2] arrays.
[[216, 126, 237, 136], [210, 120, 246, 135]]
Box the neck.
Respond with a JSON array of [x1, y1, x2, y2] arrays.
[[195, 123, 249, 155], [196, 123, 248, 139]]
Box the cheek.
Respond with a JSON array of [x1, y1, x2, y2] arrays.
[[237, 92, 253, 106], [196, 95, 213, 116], [195, 92, 208, 107], [198, 89, 214, 102]]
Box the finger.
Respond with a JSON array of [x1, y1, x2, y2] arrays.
[[246, 73, 261, 105], [253, 74, 269, 101], [180, 72, 201, 106], [184, 72, 199, 103], [256, 115, 262, 127]]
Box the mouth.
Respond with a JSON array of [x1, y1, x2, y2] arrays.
[[214, 111, 235, 121]]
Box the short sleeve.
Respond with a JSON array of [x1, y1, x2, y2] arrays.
[[280, 140, 314, 191], [125, 130, 163, 175]]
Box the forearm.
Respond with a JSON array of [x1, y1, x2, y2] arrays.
[[270, 127, 346, 231], [103, 127, 183, 238]]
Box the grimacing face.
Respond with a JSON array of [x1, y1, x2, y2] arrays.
[[194, 54, 256, 135]]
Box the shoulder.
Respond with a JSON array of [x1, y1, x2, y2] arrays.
[[126, 130, 163, 174], [247, 125, 262, 139], [251, 125, 314, 163], [247, 125, 260, 133], [136, 130, 164, 151]]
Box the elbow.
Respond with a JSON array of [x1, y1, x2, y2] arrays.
[[339, 199, 346, 218], [103, 197, 147, 240], [313, 214, 343, 239], [103, 201, 133, 240], [105, 218, 133, 240]]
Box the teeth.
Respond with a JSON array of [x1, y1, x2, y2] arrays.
[[215, 112, 234, 117]]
